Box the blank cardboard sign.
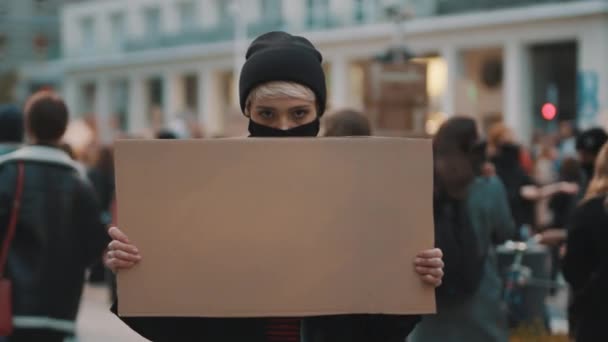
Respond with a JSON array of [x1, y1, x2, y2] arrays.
[[114, 137, 435, 317]]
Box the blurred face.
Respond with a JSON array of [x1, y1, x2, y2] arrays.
[[249, 97, 317, 130], [498, 130, 514, 145], [560, 122, 573, 138]]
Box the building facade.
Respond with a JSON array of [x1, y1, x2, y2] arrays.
[[0, 0, 85, 101], [19, 0, 608, 140]]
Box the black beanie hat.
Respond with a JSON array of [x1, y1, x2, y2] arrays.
[[239, 31, 327, 116]]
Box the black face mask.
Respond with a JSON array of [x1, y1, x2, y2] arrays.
[[248, 118, 320, 137]]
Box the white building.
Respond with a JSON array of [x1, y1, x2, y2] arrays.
[[19, 0, 608, 141]]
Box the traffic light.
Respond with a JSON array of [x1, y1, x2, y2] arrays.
[[541, 102, 557, 121]]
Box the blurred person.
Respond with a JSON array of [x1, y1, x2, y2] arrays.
[[490, 140, 535, 237], [102, 31, 444, 342], [562, 143, 608, 342], [576, 127, 608, 188], [87, 146, 115, 284], [155, 129, 178, 139], [323, 109, 371, 136], [0, 105, 24, 156], [558, 120, 577, 160], [546, 158, 585, 233], [409, 117, 515, 342], [486, 122, 512, 158], [0, 91, 109, 342], [534, 139, 558, 186], [487, 122, 533, 175], [528, 158, 585, 292]]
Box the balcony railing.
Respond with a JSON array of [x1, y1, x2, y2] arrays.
[[436, 0, 589, 15], [125, 17, 289, 52], [116, 0, 590, 53]]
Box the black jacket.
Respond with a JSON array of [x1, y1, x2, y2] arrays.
[[562, 195, 608, 342], [491, 143, 534, 234], [111, 301, 420, 342], [0, 145, 109, 334]]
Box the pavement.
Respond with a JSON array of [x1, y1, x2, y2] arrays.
[[76, 285, 145, 342]]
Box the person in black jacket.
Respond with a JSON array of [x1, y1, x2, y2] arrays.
[[0, 104, 23, 156], [0, 91, 109, 342], [103, 31, 444, 342], [563, 142, 608, 342], [575, 127, 608, 190], [87, 146, 115, 284], [490, 142, 535, 238]]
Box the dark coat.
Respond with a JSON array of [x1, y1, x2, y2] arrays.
[[0, 145, 109, 334], [491, 143, 534, 234], [562, 195, 608, 342]]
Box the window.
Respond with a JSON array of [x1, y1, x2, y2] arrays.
[[216, 0, 234, 27], [306, 0, 330, 29], [261, 0, 282, 21], [0, 34, 7, 59], [217, 0, 231, 20], [143, 7, 161, 38], [109, 12, 126, 50], [178, 1, 197, 32], [34, 0, 51, 13], [353, 0, 378, 24], [354, 0, 365, 23], [80, 16, 95, 51]]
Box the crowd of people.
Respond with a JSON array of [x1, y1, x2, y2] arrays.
[[0, 30, 607, 342]]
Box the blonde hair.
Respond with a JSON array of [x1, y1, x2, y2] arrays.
[[245, 81, 315, 117], [584, 142, 608, 202]]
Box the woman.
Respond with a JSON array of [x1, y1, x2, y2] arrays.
[[104, 31, 444, 342], [563, 143, 608, 342], [409, 117, 515, 342]]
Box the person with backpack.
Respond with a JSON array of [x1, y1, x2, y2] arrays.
[[102, 31, 444, 342], [562, 143, 608, 342], [409, 117, 515, 342]]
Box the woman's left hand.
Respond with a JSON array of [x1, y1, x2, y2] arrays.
[[414, 248, 444, 287]]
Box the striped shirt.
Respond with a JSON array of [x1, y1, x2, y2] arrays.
[[265, 318, 301, 342]]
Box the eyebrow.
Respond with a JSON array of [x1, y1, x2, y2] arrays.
[[254, 105, 313, 111], [289, 105, 313, 110]]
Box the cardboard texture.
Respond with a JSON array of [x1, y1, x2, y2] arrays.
[[114, 137, 435, 317]]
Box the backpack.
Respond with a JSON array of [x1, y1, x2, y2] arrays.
[[434, 195, 487, 308]]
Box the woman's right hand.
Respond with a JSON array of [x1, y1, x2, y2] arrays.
[[104, 226, 142, 273]]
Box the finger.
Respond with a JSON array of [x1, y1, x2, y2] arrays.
[[415, 266, 444, 278], [415, 257, 444, 268], [422, 274, 442, 287], [417, 248, 443, 259], [108, 240, 139, 254], [108, 259, 136, 272], [108, 250, 142, 263], [108, 226, 130, 244]]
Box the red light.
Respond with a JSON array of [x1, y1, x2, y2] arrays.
[[542, 103, 557, 121]]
